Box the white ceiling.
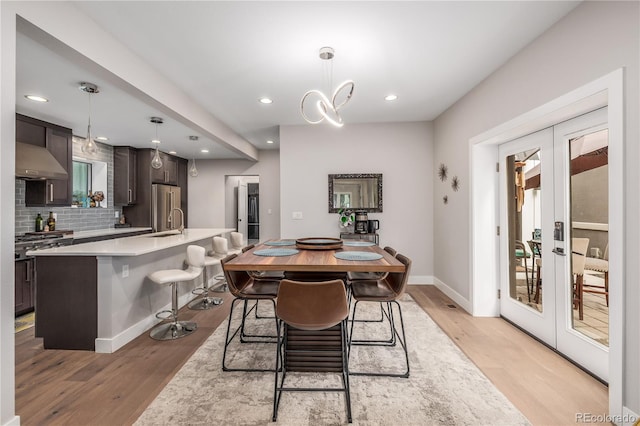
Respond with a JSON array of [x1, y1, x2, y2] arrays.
[[15, 1, 580, 160]]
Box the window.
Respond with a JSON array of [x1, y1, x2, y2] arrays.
[[72, 160, 92, 207]]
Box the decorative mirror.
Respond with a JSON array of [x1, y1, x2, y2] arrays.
[[328, 173, 382, 213]]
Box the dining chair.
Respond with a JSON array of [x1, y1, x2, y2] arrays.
[[241, 243, 285, 319], [572, 238, 590, 321], [220, 254, 280, 372], [583, 243, 609, 306], [348, 253, 412, 378], [346, 246, 397, 325], [272, 279, 352, 423]]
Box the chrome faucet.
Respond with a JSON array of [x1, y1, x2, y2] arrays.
[[170, 208, 185, 234]]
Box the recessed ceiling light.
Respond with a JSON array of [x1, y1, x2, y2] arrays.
[[201, 149, 209, 153], [96, 136, 108, 141], [266, 140, 274, 144], [151, 139, 161, 144], [259, 97, 273, 104], [169, 151, 177, 155], [25, 95, 48, 102], [384, 94, 398, 101]]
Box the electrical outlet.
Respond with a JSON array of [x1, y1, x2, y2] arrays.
[[122, 264, 129, 278], [115, 211, 120, 218], [292, 211, 303, 220], [268, 209, 272, 215]]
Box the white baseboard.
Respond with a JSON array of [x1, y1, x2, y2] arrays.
[[95, 292, 197, 354], [2, 416, 20, 426], [621, 406, 639, 426], [432, 276, 472, 314]]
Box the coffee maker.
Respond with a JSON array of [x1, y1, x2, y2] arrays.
[[367, 219, 380, 234], [354, 211, 368, 233]]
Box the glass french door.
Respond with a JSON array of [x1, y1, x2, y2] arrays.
[[499, 108, 609, 382]]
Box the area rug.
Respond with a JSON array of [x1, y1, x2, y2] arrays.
[[135, 295, 530, 425], [15, 311, 35, 333]]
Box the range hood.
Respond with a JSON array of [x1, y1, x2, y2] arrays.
[[16, 142, 68, 180]]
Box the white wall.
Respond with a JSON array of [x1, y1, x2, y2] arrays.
[[280, 122, 434, 280], [432, 0, 639, 416], [188, 150, 280, 242]]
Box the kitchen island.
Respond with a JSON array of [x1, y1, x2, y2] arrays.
[[27, 228, 234, 353]]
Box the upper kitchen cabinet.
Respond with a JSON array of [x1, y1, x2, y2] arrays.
[[148, 149, 178, 185], [17, 114, 72, 207], [113, 146, 137, 205]]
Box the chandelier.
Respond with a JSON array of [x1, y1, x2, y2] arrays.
[[300, 47, 354, 128]]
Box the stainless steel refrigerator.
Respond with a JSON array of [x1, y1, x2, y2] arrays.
[[152, 184, 182, 232]]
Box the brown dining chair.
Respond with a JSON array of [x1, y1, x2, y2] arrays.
[[221, 254, 280, 372], [272, 279, 351, 423], [583, 243, 609, 306], [242, 243, 285, 319], [348, 253, 411, 378]]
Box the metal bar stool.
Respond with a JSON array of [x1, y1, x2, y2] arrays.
[[188, 251, 224, 310], [147, 245, 205, 340]]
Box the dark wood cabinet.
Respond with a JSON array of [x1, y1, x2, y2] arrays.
[[113, 146, 138, 205], [177, 157, 188, 227], [15, 259, 35, 316], [150, 150, 178, 185], [123, 149, 187, 228], [17, 114, 72, 207]]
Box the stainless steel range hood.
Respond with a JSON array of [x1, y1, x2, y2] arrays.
[[16, 142, 68, 180]]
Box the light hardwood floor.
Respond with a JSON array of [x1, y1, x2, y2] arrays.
[[15, 285, 608, 425]]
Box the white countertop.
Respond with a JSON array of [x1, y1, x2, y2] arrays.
[[27, 228, 234, 257]]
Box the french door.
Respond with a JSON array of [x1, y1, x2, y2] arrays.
[[499, 108, 609, 382]]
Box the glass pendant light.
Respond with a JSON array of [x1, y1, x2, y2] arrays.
[[188, 135, 199, 177], [79, 82, 99, 155], [150, 117, 163, 169], [189, 158, 198, 177]]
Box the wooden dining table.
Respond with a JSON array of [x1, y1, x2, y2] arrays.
[[223, 239, 406, 373], [224, 239, 405, 273]]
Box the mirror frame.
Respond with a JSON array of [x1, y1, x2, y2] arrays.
[[328, 173, 383, 213]]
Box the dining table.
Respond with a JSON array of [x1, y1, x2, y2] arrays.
[[223, 238, 406, 373], [224, 239, 405, 274]]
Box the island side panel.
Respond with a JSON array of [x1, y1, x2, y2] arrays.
[[35, 256, 97, 350], [95, 237, 213, 353]]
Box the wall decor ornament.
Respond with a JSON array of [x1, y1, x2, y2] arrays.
[[438, 163, 448, 182], [451, 176, 460, 191]]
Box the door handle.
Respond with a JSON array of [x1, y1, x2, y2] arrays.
[[128, 189, 132, 203], [49, 183, 54, 202]]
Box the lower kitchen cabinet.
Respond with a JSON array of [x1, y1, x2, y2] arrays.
[[15, 258, 35, 316]]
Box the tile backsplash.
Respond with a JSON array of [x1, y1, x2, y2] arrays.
[[15, 140, 122, 235]]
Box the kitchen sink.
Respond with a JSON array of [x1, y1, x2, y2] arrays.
[[148, 232, 180, 238]]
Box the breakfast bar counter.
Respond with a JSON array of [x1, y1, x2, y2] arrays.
[[28, 228, 234, 353]]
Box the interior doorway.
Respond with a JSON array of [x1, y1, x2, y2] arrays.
[[225, 175, 260, 244]]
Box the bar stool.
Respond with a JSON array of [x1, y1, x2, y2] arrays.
[[209, 236, 230, 293], [188, 250, 224, 310], [228, 231, 245, 255], [148, 245, 204, 340]]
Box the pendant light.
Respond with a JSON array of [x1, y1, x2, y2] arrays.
[[188, 136, 199, 177], [79, 82, 99, 155], [300, 47, 354, 127], [150, 117, 163, 169]]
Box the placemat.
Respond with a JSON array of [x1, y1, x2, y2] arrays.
[[334, 251, 383, 261], [343, 240, 376, 247], [253, 248, 299, 257], [264, 240, 295, 246]]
